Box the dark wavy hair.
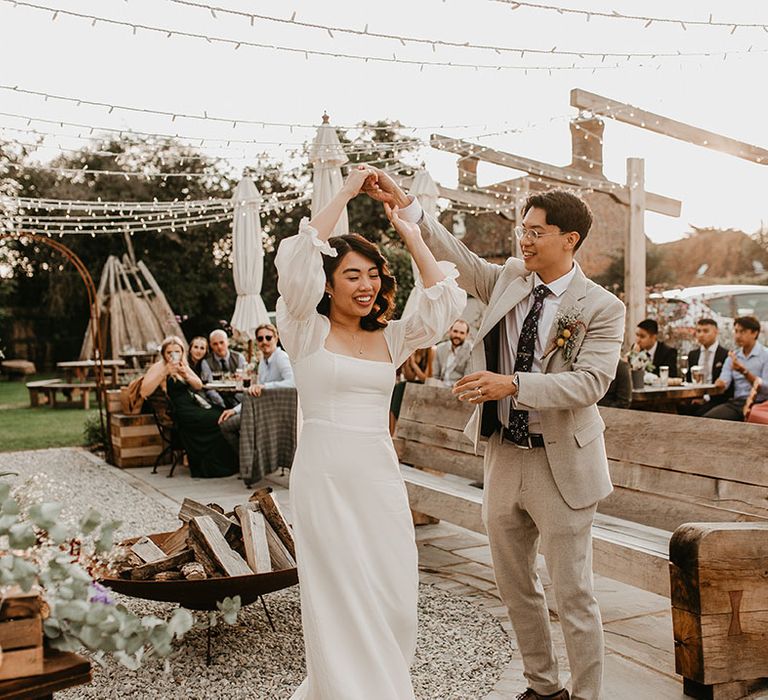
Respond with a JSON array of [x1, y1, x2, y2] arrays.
[[316, 234, 397, 331], [522, 189, 593, 252]]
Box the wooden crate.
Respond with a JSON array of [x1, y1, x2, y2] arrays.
[[105, 389, 122, 414], [0, 593, 44, 681], [110, 413, 163, 468]]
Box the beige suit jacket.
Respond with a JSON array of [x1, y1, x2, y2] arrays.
[[419, 213, 626, 510]]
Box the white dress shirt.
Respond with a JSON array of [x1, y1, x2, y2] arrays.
[[699, 342, 718, 384], [500, 266, 578, 433], [398, 195, 577, 433]]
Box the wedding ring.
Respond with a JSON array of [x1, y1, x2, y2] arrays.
[[477, 387, 483, 395]]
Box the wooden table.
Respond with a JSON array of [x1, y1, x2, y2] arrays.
[[631, 382, 723, 412], [202, 382, 240, 393], [118, 349, 157, 370], [0, 651, 91, 699], [56, 360, 125, 387]]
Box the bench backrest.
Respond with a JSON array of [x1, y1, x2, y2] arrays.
[[396, 384, 768, 531], [395, 383, 483, 482]]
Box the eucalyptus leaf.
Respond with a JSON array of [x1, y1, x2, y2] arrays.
[[8, 522, 36, 549], [78, 508, 101, 535], [28, 502, 62, 529], [1, 497, 19, 515]]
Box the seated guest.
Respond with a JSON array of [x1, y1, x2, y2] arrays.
[[634, 318, 678, 377], [598, 358, 632, 409], [433, 319, 472, 388], [218, 323, 295, 457], [205, 329, 246, 408], [138, 336, 236, 478], [680, 318, 731, 416], [702, 316, 768, 421], [187, 336, 210, 377]]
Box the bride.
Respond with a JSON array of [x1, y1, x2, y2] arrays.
[[276, 164, 466, 699]]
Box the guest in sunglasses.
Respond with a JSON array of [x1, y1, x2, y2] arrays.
[[218, 323, 295, 454]]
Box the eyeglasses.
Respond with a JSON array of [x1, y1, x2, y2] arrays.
[[256, 334, 274, 342], [514, 226, 566, 242]]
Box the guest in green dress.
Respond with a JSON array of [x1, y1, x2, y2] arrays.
[[139, 336, 236, 478]]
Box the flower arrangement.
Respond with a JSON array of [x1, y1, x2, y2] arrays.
[[628, 349, 654, 373], [544, 308, 586, 362], [0, 478, 240, 670]]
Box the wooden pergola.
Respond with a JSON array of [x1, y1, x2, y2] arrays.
[[408, 88, 767, 340]]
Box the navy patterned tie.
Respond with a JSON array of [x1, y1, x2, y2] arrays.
[[508, 284, 551, 442]]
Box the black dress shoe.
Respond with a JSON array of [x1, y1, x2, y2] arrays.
[[516, 689, 570, 700]]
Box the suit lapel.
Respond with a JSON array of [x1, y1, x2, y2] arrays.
[[473, 274, 533, 350]]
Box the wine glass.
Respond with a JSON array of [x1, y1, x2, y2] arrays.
[[679, 354, 689, 382]]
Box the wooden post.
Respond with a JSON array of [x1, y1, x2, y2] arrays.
[[625, 158, 646, 343]]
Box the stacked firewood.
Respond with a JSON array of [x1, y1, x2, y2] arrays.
[[114, 488, 296, 581]]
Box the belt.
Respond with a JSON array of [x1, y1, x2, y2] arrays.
[[501, 428, 545, 449]]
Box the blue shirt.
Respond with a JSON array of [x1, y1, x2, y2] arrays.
[[718, 342, 768, 401], [257, 347, 295, 389], [233, 347, 295, 415]]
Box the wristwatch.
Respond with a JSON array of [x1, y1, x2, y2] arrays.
[[511, 373, 520, 396]]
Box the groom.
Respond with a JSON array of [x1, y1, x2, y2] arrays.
[[365, 172, 624, 700]]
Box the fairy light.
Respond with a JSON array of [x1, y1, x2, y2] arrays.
[[161, 0, 764, 60], [488, 0, 768, 32], [2, 1, 644, 73]]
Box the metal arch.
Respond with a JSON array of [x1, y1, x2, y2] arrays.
[[0, 231, 110, 461]]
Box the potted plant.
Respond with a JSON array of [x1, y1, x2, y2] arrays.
[[0, 479, 239, 677]]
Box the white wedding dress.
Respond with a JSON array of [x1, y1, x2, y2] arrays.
[[275, 220, 466, 700]]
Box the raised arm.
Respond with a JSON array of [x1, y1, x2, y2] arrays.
[[365, 168, 503, 304], [309, 164, 376, 242]]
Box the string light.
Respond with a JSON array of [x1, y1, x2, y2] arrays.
[[488, 1, 768, 32], [2, 1, 640, 72], [161, 0, 764, 60], [0, 86, 542, 135]]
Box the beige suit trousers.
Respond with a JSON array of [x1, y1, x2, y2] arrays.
[[483, 434, 604, 700]]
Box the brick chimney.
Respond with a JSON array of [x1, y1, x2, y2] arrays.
[[569, 117, 604, 176]]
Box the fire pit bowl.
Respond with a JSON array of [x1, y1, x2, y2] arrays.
[[99, 531, 299, 611]]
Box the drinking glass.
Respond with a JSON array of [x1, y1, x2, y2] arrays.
[[691, 365, 704, 384]]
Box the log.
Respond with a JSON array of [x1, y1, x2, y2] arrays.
[[153, 571, 183, 581], [235, 505, 272, 574], [130, 536, 167, 564], [178, 498, 238, 536], [188, 516, 252, 577], [670, 522, 768, 697], [264, 521, 296, 571], [188, 539, 221, 578], [249, 488, 295, 559], [181, 562, 206, 580], [130, 550, 194, 581], [159, 524, 190, 556]]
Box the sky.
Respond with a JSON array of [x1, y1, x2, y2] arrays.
[[1, 0, 767, 243]]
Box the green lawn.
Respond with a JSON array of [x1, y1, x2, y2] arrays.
[[0, 376, 100, 452]]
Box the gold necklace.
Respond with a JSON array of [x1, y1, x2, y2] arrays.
[[341, 327, 365, 355]]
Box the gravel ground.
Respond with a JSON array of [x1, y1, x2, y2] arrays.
[[2, 448, 512, 699]]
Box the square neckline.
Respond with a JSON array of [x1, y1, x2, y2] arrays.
[[319, 315, 394, 365]]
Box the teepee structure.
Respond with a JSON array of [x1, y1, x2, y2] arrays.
[[80, 255, 185, 360]]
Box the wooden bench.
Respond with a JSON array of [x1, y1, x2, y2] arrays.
[[396, 385, 768, 598], [1, 360, 37, 380], [31, 382, 98, 410], [26, 379, 63, 407]]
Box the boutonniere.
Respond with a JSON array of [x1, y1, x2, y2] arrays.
[[543, 308, 586, 362]]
